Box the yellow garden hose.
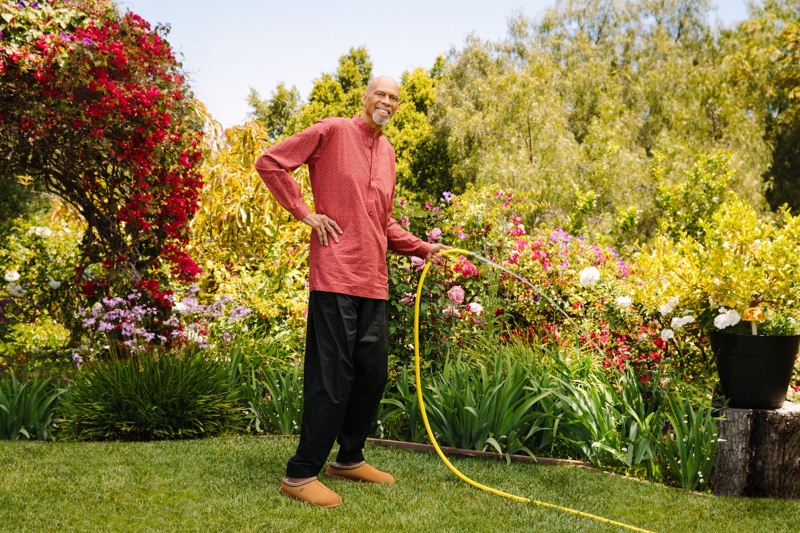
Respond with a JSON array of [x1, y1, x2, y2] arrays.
[[413, 248, 654, 533]]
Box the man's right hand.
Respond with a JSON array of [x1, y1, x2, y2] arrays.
[[302, 213, 342, 246]]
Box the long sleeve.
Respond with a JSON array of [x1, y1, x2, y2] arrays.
[[254, 122, 328, 221]]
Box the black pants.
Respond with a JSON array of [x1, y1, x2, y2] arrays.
[[285, 291, 389, 479]]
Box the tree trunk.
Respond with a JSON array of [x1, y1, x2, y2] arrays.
[[712, 401, 800, 498]]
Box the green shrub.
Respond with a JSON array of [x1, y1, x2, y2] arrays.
[[0, 373, 64, 440], [59, 349, 243, 441]]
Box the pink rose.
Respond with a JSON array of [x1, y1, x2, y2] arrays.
[[447, 285, 465, 305]]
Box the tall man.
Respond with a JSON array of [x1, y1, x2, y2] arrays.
[[255, 76, 446, 508]]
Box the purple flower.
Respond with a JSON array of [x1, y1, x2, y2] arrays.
[[457, 232, 466, 240], [447, 285, 465, 305], [72, 353, 83, 368], [442, 191, 453, 202], [82, 38, 93, 46], [229, 305, 252, 322], [16, 2, 25, 9]]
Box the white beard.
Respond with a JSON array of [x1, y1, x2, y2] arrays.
[[372, 109, 391, 126]]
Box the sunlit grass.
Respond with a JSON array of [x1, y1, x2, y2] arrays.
[[1, 436, 798, 532]]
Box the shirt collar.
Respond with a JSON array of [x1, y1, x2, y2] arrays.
[[353, 116, 382, 139]]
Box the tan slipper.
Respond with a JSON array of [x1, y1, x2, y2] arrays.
[[279, 477, 342, 508], [325, 461, 395, 484]]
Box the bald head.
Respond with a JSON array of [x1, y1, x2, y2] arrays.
[[361, 76, 400, 132]]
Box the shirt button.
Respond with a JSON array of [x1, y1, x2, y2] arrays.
[[368, 210, 373, 216]]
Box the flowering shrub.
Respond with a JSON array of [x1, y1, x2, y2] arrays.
[[1, 0, 205, 308], [189, 119, 311, 353], [388, 185, 671, 381], [0, 202, 83, 374], [633, 198, 800, 333], [630, 196, 800, 386], [73, 286, 252, 365]]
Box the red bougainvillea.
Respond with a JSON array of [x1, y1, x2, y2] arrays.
[[0, 0, 204, 308]]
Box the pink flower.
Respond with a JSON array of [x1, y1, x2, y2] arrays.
[[447, 285, 465, 305], [427, 227, 442, 242], [466, 302, 484, 314], [411, 256, 426, 270], [443, 306, 460, 316]]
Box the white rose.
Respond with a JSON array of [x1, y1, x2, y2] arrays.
[[661, 329, 675, 341], [48, 278, 62, 290], [579, 267, 600, 287], [671, 315, 695, 329], [8, 282, 26, 297], [616, 296, 632, 308], [4, 270, 20, 282]]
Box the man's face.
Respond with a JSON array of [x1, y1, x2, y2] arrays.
[[362, 78, 400, 127]]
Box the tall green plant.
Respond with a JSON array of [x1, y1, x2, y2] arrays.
[[240, 362, 304, 436], [0, 374, 64, 441], [655, 394, 719, 490], [421, 355, 550, 456]]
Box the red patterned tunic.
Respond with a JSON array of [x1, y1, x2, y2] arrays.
[[255, 116, 432, 300]]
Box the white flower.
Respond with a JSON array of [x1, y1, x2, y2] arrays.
[[659, 296, 679, 316], [8, 282, 26, 297], [579, 266, 600, 287], [660, 329, 675, 341], [670, 315, 695, 329], [28, 226, 53, 237], [714, 308, 741, 330], [173, 301, 187, 312], [4, 270, 20, 282], [616, 296, 632, 308], [48, 278, 61, 290]]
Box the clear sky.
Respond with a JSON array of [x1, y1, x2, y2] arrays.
[[120, 0, 752, 128]]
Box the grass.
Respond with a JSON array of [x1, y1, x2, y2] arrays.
[[1, 436, 799, 532]]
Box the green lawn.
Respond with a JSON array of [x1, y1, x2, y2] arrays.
[[1, 436, 798, 532]]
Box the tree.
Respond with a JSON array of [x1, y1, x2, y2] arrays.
[[247, 82, 301, 143], [248, 46, 373, 136], [730, 1, 800, 211], [0, 0, 205, 309]]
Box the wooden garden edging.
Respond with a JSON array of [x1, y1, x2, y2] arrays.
[[712, 401, 800, 498]]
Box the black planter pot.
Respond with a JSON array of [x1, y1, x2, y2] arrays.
[[710, 332, 800, 409]]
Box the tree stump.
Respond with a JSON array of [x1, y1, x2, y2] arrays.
[[712, 401, 800, 498]]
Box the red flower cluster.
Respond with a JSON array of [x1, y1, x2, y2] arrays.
[[1, 2, 205, 308]]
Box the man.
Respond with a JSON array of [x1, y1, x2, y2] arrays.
[[255, 76, 447, 508]]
